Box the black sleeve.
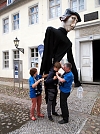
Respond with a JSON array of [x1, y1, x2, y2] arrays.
[[39, 27, 55, 75]]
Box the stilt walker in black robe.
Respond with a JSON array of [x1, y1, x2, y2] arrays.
[[40, 9, 81, 101]]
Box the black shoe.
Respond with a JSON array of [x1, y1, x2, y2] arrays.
[[52, 112, 59, 116], [58, 119, 68, 124], [48, 116, 54, 122]]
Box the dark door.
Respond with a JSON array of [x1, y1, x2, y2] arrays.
[[93, 40, 100, 82]]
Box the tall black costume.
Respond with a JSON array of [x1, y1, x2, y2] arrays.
[[40, 8, 81, 87]]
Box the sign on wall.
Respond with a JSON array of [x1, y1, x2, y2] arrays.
[[38, 44, 44, 58]]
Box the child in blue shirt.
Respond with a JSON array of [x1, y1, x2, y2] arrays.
[[29, 68, 48, 121]]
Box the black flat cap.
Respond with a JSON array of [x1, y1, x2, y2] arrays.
[[59, 8, 81, 22]]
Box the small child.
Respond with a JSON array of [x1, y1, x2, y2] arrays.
[[45, 62, 61, 122], [29, 67, 47, 121]]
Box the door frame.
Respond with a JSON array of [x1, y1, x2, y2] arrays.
[[75, 35, 100, 82]]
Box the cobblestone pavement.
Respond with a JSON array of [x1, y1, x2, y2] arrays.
[[0, 94, 30, 134], [0, 82, 100, 134]]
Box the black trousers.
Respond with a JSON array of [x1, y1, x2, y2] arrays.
[[47, 88, 58, 116], [60, 91, 70, 121]]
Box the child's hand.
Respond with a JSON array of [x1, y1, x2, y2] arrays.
[[39, 78, 44, 82], [53, 76, 57, 80], [56, 72, 59, 76]]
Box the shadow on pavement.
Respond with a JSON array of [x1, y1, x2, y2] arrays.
[[0, 101, 30, 134]]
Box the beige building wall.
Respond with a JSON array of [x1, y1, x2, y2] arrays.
[[0, 0, 100, 79]]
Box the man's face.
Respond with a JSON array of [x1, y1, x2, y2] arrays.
[[64, 15, 78, 32], [63, 66, 70, 72]]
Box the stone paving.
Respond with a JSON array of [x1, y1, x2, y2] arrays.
[[0, 81, 100, 134], [0, 94, 31, 134]]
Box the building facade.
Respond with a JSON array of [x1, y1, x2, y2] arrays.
[[0, 0, 100, 83]]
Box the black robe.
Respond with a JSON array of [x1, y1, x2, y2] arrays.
[[40, 27, 81, 87]]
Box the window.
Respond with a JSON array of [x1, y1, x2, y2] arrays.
[[49, 0, 61, 19], [29, 5, 38, 25], [3, 51, 9, 68], [70, 0, 84, 12], [97, 0, 100, 5], [3, 17, 9, 33], [95, 0, 100, 6], [12, 13, 19, 30], [30, 48, 38, 68], [13, 50, 20, 59], [7, 0, 13, 5]]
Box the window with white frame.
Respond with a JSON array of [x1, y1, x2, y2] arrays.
[[12, 13, 19, 30], [70, 0, 84, 12], [30, 48, 38, 68], [13, 50, 20, 59], [3, 51, 9, 68], [97, 0, 100, 5], [49, 0, 61, 19], [95, 0, 100, 6], [29, 4, 38, 25], [7, 0, 14, 5], [3, 17, 9, 33]]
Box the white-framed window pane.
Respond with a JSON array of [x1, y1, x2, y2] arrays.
[[49, 0, 61, 19], [29, 5, 38, 25], [49, 0, 55, 6], [4, 61, 9, 68], [13, 13, 19, 30], [56, 0, 60, 4], [79, 0, 84, 10], [50, 7, 56, 18], [3, 18, 9, 33], [3, 51, 9, 68], [13, 20, 19, 29], [72, 0, 77, 11], [13, 50, 20, 59], [56, 5, 60, 17], [71, 0, 84, 11], [30, 48, 38, 68], [95, 0, 100, 6], [30, 14, 38, 24]]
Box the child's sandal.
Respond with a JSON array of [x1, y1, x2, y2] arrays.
[[31, 116, 36, 121]]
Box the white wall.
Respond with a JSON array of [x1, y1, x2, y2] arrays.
[[0, 0, 100, 79]]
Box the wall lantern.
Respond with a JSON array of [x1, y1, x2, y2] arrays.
[[14, 37, 24, 54]]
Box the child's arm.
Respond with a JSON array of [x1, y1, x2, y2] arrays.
[[38, 74, 48, 79], [42, 74, 48, 78], [32, 78, 43, 88]]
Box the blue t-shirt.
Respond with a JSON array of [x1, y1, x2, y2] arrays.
[[59, 71, 74, 93], [28, 75, 42, 98]]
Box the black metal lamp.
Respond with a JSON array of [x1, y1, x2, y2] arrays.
[[14, 37, 24, 54]]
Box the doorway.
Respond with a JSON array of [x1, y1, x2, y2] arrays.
[[93, 40, 100, 82]]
